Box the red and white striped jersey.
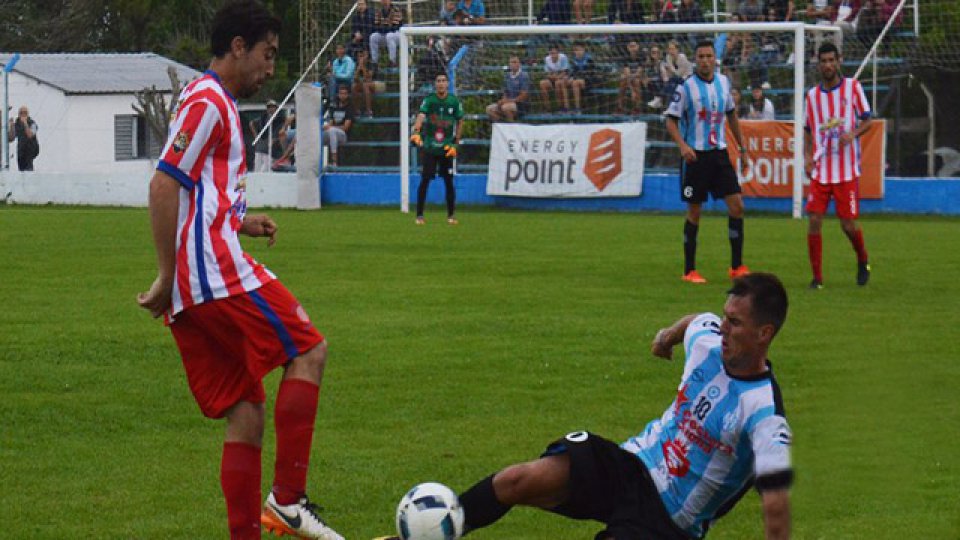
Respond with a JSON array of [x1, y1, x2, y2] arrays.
[[804, 77, 872, 184], [157, 70, 275, 318]]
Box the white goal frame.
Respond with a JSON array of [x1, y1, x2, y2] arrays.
[[400, 22, 840, 218]]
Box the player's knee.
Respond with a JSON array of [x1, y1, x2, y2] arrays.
[[299, 340, 329, 373]]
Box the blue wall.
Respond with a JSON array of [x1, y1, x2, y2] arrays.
[[320, 173, 960, 215]]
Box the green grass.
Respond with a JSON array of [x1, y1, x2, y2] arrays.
[[1, 205, 958, 539]]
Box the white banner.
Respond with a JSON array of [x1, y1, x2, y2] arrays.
[[487, 122, 646, 198]]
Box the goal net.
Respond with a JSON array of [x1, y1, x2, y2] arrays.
[[400, 22, 823, 215]]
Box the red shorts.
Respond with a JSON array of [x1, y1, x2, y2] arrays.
[[170, 280, 324, 418], [805, 179, 860, 219]]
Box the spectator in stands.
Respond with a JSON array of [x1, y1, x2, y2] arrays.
[[618, 40, 645, 115], [351, 0, 375, 45], [805, 0, 833, 27], [738, 0, 763, 20], [659, 40, 692, 105], [644, 45, 665, 109], [573, 0, 594, 24], [457, 0, 487, 24], [486, 56, 530, 122], [347, 31, 367, 60], [539, 44, 571, 113], [751, 8, 785, 88], [352, 49, 379, 117], [417, 36, 448, 93], [328, 43, 356, 99], [273, 114, 297, 172], [249, 100, 286, 173], [371, 0, 404, 65], [568, 42, 598, 114], [650, 0, 678, 23], [440, 0, 458, 25], [856, 0, 883, 44], [324, 86, 354, 168], [731, 87, 748, 117], [832, 0, 861, 40], [677, 0, 704, 23], [745, 86, 776, 119], [879, 0, 903, 27], [766, 0, 796, 20], [607, 0, 644, 54], [607, 0, 644, 23], [538, 0, 573, 24]]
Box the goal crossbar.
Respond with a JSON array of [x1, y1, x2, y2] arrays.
[[400, 22, 837, 218]]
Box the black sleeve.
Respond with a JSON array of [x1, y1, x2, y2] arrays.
[[755, 469, 794, 492]]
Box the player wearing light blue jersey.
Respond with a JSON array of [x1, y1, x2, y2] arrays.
[[665, 40, 750, 285], [440, 273, 792, 540]]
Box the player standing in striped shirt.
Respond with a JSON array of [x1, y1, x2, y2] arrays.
[[427, 273, 792, 540], [665, 40, 751, 285], [137, 2, 342, 539], [804, 43, 872, 289]]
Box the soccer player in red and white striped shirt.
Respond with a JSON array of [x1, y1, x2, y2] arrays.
[[137, 3, 342, 539], [803, 42, 872, 289]]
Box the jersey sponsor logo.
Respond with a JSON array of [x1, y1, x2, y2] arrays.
[[662, 438, 691, 477], [173, 131, 190, 153], [583, 128, 622, 191], [691, 369, 705, 382], [679, 408, 735, 456]]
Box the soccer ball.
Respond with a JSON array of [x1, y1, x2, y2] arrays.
[[395, 482, 465, 540]]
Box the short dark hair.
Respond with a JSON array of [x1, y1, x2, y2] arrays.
[[817, 42, 840, 59], [435, 72, 448, 81], [211, 1, 282, 58], [695, 39, 715, 52], [727, 273, 789, 335]]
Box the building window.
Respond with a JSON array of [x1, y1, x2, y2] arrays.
[[114, 114, 161, 160]]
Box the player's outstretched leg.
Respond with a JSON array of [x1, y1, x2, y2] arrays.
[[262, 343, 344, 540]]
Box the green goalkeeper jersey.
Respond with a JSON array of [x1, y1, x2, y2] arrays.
[[418, 93, 464, 156]]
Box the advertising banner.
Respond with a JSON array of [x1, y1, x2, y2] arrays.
[[487, 122, 646, 197], [726, 120, 885, 199]]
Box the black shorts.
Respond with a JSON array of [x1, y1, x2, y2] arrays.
[[421, 151, 454, 181], [680, 149, 741, 203], [542, 432, 691, 540]]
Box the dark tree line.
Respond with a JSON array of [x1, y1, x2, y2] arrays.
[[0, 0, 301, 98]]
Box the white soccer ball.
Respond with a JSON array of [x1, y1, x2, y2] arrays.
[[395, 482, 465, 540]]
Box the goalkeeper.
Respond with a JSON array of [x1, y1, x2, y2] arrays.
[[410, 72, 464, 225]]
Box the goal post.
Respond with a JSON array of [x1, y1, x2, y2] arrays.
[[400, 21, 842, 218]]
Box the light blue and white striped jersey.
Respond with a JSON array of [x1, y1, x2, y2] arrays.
[[622, 313, 793, 538], [665, 72, 736, 151]]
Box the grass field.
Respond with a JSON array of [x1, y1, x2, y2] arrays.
[[2, 205, 959, 540]]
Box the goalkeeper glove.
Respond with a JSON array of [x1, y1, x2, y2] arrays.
[[443, 144, 458, 158], [410, 132, 422, 147]]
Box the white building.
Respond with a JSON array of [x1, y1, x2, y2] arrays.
[[0, 52, 201, 175]]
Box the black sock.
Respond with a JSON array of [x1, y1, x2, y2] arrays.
[[683, 220, 699, 274], [728, 216, 744, 269], [443, 175, 456, 217], [458, 475, 512, 535]]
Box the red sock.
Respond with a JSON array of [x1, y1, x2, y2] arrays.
[[272, 379, 320, 505], [808, 233, 823, 281], [850, 229, 869, 263], [221, 442, 262, 540]]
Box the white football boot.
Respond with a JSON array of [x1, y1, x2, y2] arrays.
[[261, 492, 345, 540]]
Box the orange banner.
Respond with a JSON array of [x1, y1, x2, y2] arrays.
[[725, 120, 885, 199]]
